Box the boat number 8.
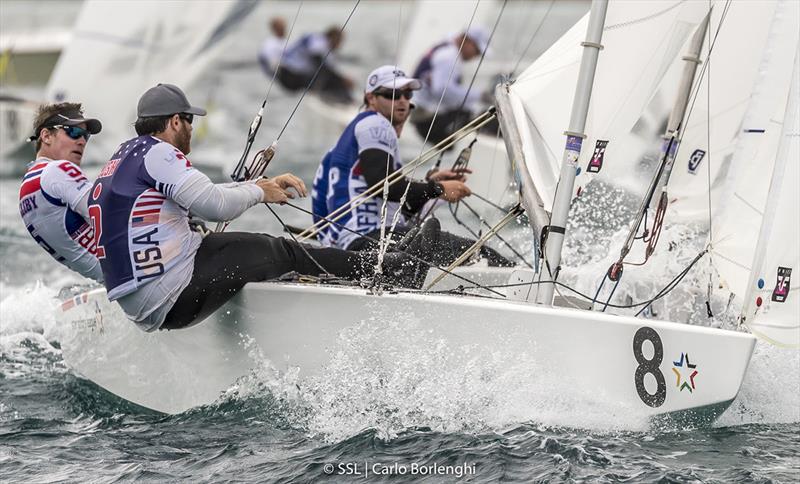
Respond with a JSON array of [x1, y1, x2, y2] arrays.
[[633, 327, 666, 408]]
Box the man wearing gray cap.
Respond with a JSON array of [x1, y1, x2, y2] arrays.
[[89, 83, 429, 332], [19, 102, 104, 282], [411, 26, 493, 145]]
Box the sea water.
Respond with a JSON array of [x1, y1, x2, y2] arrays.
[[2, 1, 799, 482]]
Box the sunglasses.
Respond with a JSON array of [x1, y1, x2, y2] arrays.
[[52, 125, 91, 141], [178, 113, 194, 124], [374, 89, 414, 101]]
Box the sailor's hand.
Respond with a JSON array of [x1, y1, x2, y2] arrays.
[[438, 180, 471, 202], [255, 177, 300, 204], [272, 173, 308, 198], [428, 168, 471, 182]]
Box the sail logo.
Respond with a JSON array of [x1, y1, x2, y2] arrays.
[[772, 267, 792, 303], [672, 352, 698, 393], [687, 149, 706, 174], [587, 140, 608, 173]]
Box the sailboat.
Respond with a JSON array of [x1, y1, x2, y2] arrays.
[[55, 0, 798, 425]]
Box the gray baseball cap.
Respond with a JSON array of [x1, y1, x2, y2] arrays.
[[137, 83, 207, 118]]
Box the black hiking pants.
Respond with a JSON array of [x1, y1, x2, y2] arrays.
[[162, 232, 373, 330]]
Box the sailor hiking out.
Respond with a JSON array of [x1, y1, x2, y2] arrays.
[[90, 83, 433, 332], [312, 65, 511, 268], [275, 26, 354, 103], [19, 103, 104, 282]]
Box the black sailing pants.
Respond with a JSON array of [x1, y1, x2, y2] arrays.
[[162, 232, 372, 330]]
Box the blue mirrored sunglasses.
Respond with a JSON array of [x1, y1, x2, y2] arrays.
[[52, 125, 91, 141]]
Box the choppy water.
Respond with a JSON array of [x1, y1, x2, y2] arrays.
[[2, 1, 799, 482]]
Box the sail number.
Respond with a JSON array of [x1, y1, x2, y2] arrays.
[[633, 327, 666, 407]]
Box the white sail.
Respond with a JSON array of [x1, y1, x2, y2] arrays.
[[714, 39, 799, 347], [711, 1, 800, 345], [505, 1, 710, 214], [45, 0, 256, 168], [666, 0, 798, 223]]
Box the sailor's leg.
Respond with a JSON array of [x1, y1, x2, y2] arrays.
[[432, 229, 513, 267], [164, 232, 373, 329]]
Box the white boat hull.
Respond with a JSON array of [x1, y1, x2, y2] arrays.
[[58, 282, 755, 426]]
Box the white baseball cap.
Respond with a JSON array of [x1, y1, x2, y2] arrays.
[[465, 26, 490, 54], [365, 65, 421, 93]]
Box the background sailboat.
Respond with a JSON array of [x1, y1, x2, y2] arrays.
[[43, 0, 257, 176]]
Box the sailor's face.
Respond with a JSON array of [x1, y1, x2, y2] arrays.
[[41, 122, 88, 165], [369, 89, 413, 127], [461, 38, 481, 60]]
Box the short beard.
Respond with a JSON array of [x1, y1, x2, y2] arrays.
[[177, 124, 192, 154]]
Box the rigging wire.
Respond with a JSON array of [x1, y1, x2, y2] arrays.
[[227, 2, 303, 184], [509, 0, 554, 79], [265, 204, 331, 277], [373, 0, 406, 281], [449, 0, 507, 221], [704, 0, 716, 319], [388, 0, 483, 235]]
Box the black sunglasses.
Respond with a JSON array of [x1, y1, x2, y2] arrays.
[[374, 89, 413, 101], [52, 125, 91, 141], [178, 113, 194, 124]]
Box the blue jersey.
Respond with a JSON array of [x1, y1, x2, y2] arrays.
[[412, 41, 449, 82], [311, 111, 404, 249], [89, 136, 202, 301]]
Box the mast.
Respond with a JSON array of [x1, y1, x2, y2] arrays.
[[535, 0, 608, 305]]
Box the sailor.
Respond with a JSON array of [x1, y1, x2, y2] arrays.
[[257, 17, 286, 77], [276, 26, 354, 103], [411, 26, 494, 145], [312, 65, 511, 267], [19, 102, 103, 282], [90, 83, 429, 332]]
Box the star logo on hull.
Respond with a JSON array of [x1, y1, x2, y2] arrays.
[[672, 352, 698, 392]]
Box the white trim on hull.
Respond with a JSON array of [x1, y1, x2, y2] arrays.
[[58, 282, 755, 426]]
